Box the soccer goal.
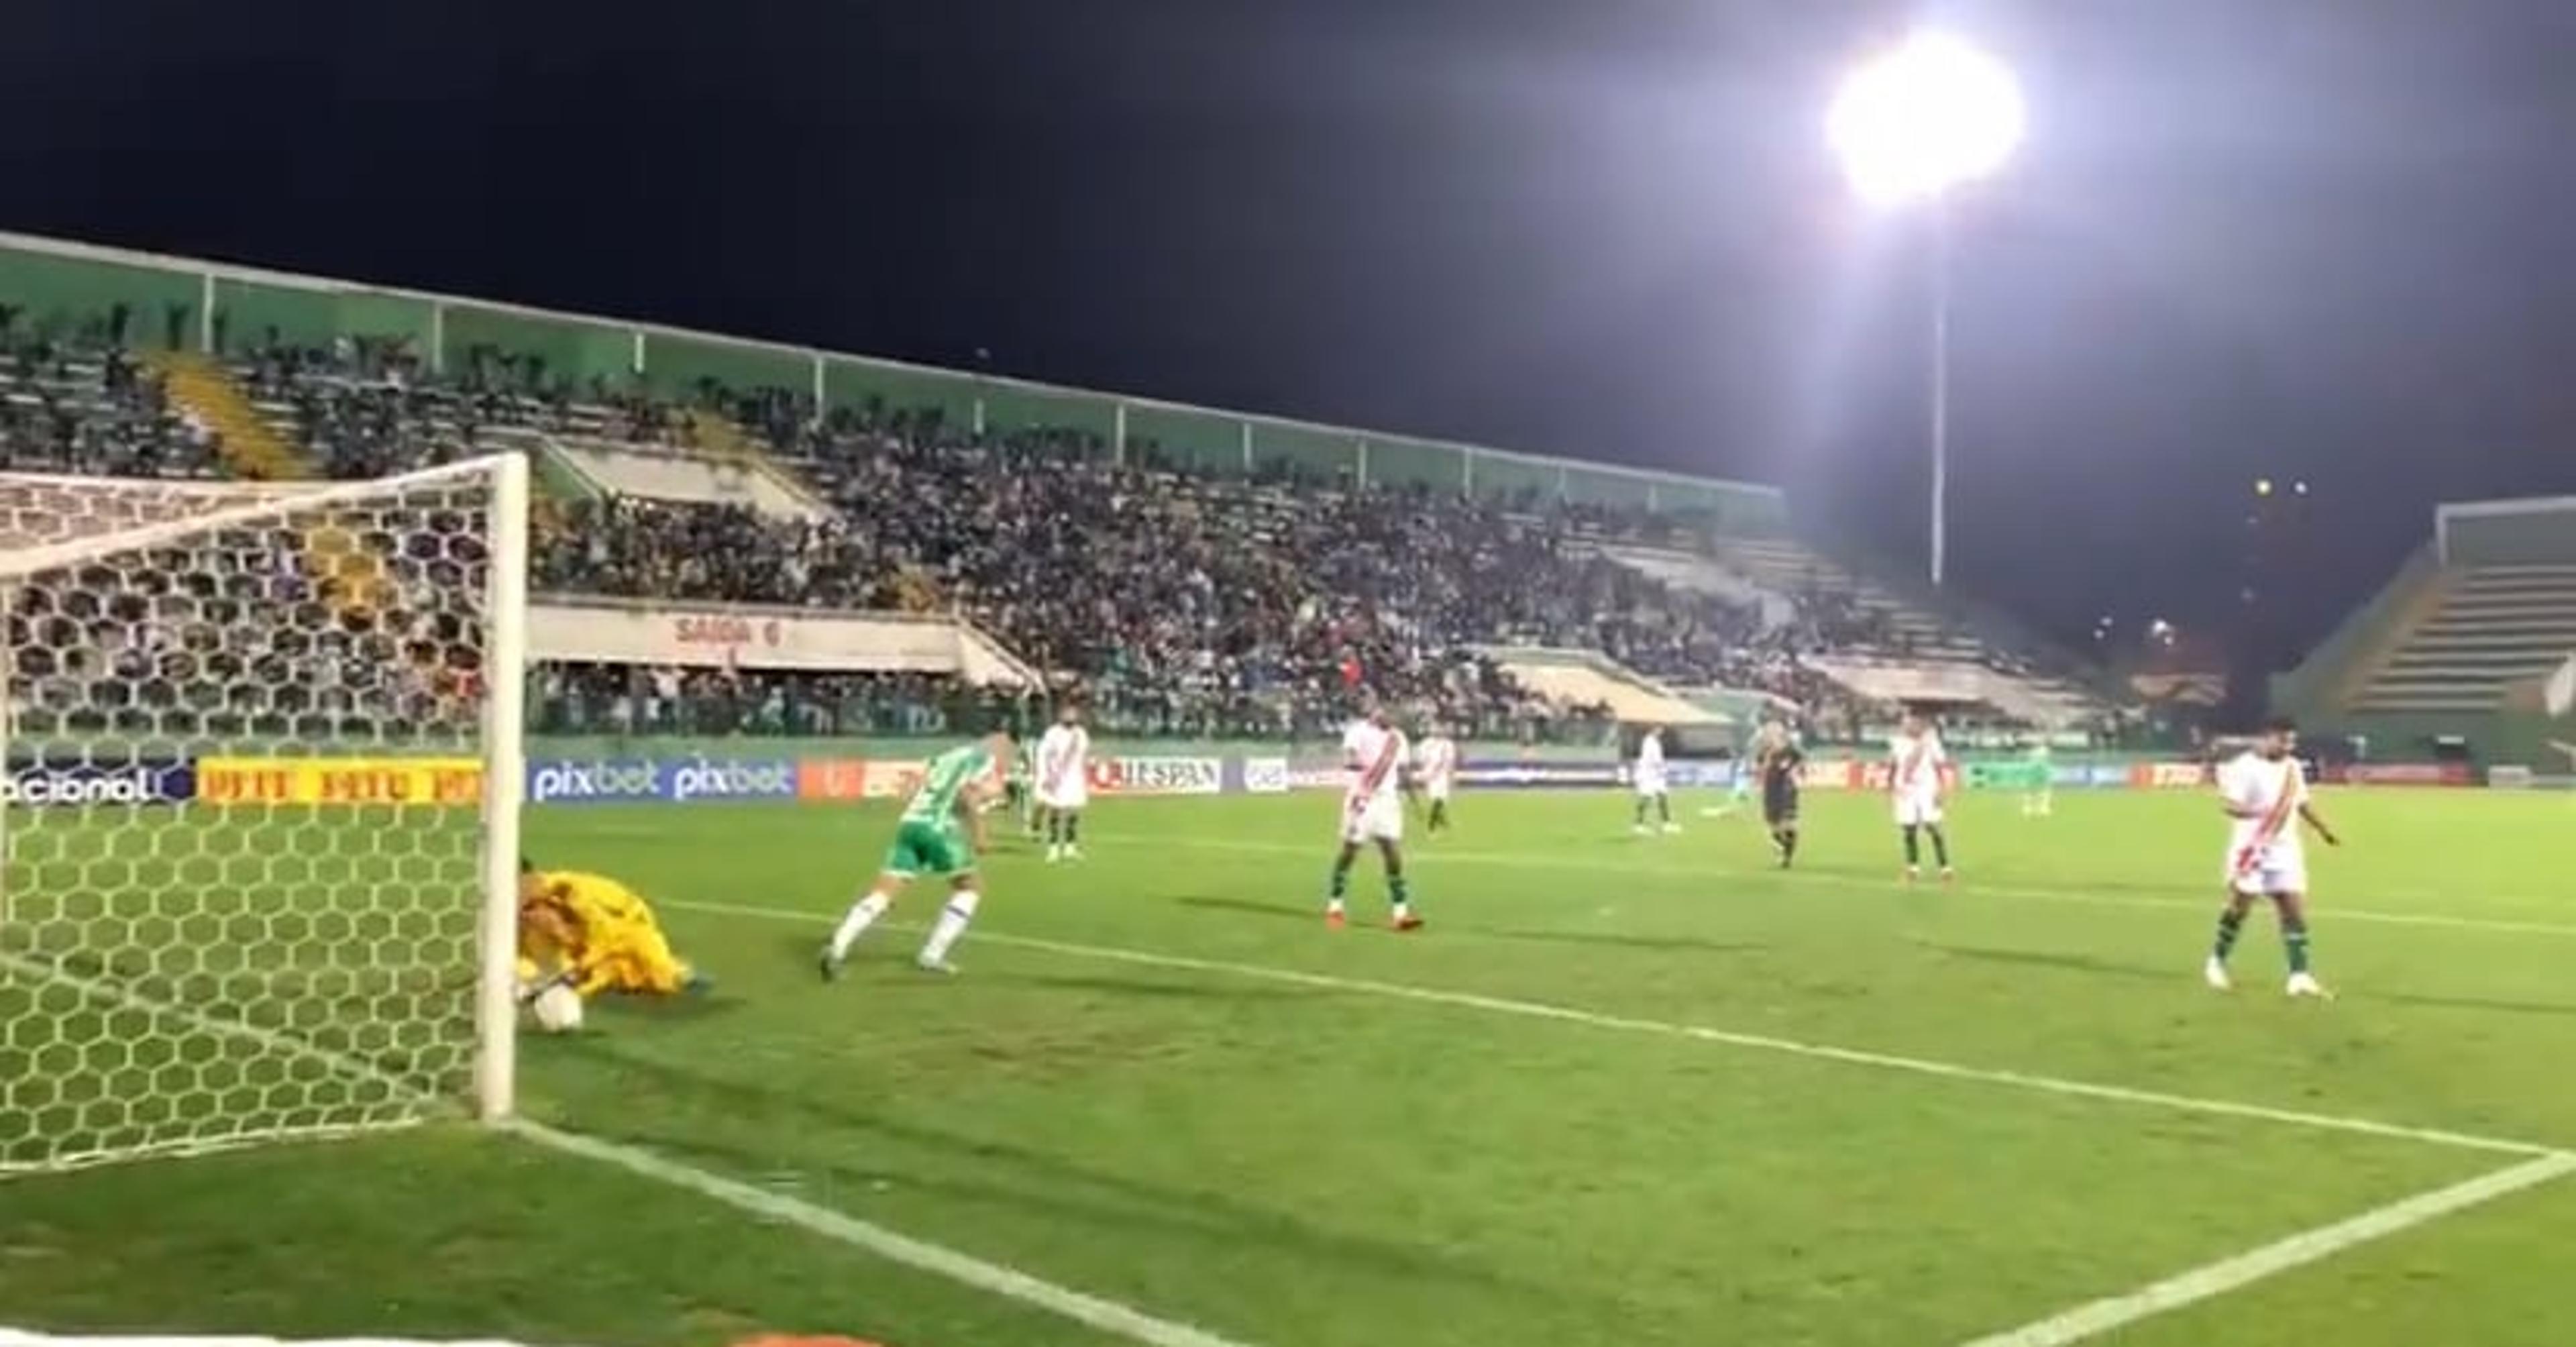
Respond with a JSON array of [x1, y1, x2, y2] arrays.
[[0, 454, 529, 1173]]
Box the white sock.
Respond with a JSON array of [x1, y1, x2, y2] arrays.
[[920, 890, 980, 965], [829, 892, 891, 959]]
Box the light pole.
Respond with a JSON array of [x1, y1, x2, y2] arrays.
[[1827, 33, 2025, 588]]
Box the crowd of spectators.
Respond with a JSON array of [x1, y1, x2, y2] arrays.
[[0, 313, 2116, 746], [0, 330, 218, 479]]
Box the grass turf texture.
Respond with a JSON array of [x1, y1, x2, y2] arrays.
[[4, 786, 2573, 1345]]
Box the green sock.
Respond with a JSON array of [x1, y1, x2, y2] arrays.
[[1329, 861, 1352, 900], [2284, 926, 2311, 974], [1390, 873, 1411, 906], [2211, 909, 2246, 961]]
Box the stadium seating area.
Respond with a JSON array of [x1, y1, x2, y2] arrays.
[[0, 335, 217, 479], [1, 319, 2121, 743], [2353, 563, 2576, 713]]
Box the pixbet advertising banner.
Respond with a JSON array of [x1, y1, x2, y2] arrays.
[[524, 757, 800, 806], [2, 757, 196, 806], [198, 757, 483, 806], [1087, 757, 1222, 796]]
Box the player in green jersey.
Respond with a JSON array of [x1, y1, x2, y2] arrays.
[[2022, 739, 2055, 818], [820, 730, 1013, 978]]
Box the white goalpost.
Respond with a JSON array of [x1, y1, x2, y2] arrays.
[[0, 454, 527, 1173]]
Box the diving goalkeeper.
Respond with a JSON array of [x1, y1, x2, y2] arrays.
[[517, 859, 710, 999]]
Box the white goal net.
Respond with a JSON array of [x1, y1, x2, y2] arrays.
[[0, 455, 528, 1173]]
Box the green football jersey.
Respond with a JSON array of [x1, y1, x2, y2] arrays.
[[903, 744, 996, 831]]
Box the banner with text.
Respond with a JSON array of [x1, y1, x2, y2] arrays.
[[531, 598, 971, 674], [1087, 757, 1222, 796], [197, 757, 483, 807], [525, 757, 800, 806], [3, 757, 195, 807]]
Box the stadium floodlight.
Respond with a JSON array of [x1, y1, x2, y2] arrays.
[[1826, 34, 2025, 209], [0, 455, 529, 1173], [1826, 32, 2024, 588]]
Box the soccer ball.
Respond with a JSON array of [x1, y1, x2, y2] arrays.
[[532, 983, 585, 1034]]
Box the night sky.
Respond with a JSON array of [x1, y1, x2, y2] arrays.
[[8, 1, 2575, 670]]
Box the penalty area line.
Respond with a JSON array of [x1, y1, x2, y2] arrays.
[[1956, 1150, 2576, 1346], [504, 1120, 1258, 1347], [661, 897, 2569, 1160]]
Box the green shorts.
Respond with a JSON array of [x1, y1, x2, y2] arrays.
[[881, 818, 975, 879]]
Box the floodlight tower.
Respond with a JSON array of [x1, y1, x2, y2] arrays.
[[1827, 33, 2025, 588]]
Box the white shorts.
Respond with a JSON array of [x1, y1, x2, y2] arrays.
[[2226, 845, 2307, 896], [1894, 794, 1944, 827], [1342, 795, 1403, 845], [1036, 784, 1087, 812], [1426, 782, 1452, 803], [1634, 773, 1668, 798]]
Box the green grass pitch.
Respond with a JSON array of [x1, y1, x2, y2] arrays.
[[5, 785, 2575, 1346]]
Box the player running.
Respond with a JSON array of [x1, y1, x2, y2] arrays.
[[1756, 722, 1805, 868], [1415, 721, 1458, 834], [820, 730, 1013, 979], [2205, 716, 2340, 998], [1890, 710, 1954, 882], [1034, 703, 1092, 863], [1326, 700, 1424, 931], [1631, 724, 1678, 835]]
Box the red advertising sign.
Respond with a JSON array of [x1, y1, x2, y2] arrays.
[[2129, 762, 2208, 789], [796, 759, 867, 801], [1857, 761, 1960, 792], [861, 759, 926, 799], [1087, 757, 1222, 796]]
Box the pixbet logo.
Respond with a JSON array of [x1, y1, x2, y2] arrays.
[[669, 760, 796, 802], [528, 760, 664, 804]]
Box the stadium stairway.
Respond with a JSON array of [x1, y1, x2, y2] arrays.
[[682, 406, 830, 513], [147, 352, 392, 616], [2330, 558, 2455, 709]]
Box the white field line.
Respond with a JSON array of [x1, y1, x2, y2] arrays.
[[1087, 832, 2576, 940], [507, 1120, 1256, 1347], [0, 951, 1260, 1347], [661, 896, 2569, 1159], [1956, 1151, 2576, 1346]]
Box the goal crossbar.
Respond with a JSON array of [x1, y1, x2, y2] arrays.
[[0, 456, 520, 581]]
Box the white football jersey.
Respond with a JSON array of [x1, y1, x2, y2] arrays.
[[1036, 724, 1090, 794], [1415, 735, 1458, 790], [1890, 733, 1947, 798], [2219, 751, 2308, 858], [1637, 732, 1666, 773], [1343, 719, 1409, 808]]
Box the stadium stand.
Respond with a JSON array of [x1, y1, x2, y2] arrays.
[[0, 231, 2119, 746], [2352, 564, 2576, 713], [2279, 495, 2576, 764]]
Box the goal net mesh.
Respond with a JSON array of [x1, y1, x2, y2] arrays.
[[0, 462, 521, 1173]]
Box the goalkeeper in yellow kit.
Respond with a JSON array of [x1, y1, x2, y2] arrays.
[[517, 859, 710, 999]]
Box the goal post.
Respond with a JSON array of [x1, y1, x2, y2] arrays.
[[0, 453, 529, 1173]]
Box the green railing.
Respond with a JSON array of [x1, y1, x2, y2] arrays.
[[0, 231, 1787, 531]]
